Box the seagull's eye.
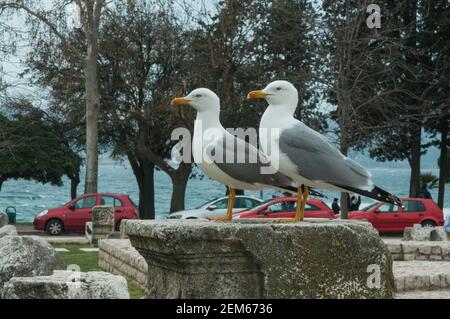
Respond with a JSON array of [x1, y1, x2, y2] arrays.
[[195, 94, 202, 98], [276, 87, 282, 91]]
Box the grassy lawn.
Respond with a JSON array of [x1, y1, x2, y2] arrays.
[[52, 243, 145, 299]]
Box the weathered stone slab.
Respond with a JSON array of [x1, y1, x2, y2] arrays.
[[99, 239, 148, 291], [386, 243, 402, 254], [393, 261, 450, 292], [403, 225, 448, 241], [2, 270, 129, 299], [124, 219, 394, 299], [91, 206, 114, 247], [386, 241, 450, 261], [0, 212, 8, 228], [0, 236, 65, 295], [0, 225, 18, 238]]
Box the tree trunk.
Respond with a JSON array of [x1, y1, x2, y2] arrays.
[[438, 113, 449, 209], [403, 0, 421, 198], [338, 94, 350, 220], [70, 173, 80, 200], [169, 163, 191, 213], [84, 20, 100, 194], [409, 122, 422, 197], [129, 154, 155, 220], [138, 163, 155, 220]]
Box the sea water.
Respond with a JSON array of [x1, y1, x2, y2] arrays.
[[0, 157, 446, 222]]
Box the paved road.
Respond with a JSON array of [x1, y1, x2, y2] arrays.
[[15, 224, 82, 236]]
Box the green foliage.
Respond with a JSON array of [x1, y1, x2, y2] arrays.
[[0, 109, 81, 188], [420, 151, 450, 189], [420, 172, 439, 189]]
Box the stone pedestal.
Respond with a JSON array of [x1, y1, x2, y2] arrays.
[[91, 206, 114, 247], [123, 219, 394, 299]]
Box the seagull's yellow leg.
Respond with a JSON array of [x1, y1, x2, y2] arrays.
[[209, 188, 236, 221], [277, 185, 309, 223], [299, 186, 309, 221]]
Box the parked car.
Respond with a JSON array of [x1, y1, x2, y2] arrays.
[[348, 198, 444, 233], [233, 197, 336, 219], [167, 196, 263, 219], [33, 193, 139, 236]]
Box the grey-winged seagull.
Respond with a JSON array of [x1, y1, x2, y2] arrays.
[[248, 80, 402, 222], [171, 88, 311, 221]]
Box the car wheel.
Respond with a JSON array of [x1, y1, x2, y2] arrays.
[[46, 219, 64, 236], [421, 220, 436, 228]]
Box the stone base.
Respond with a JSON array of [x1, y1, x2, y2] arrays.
[[123, 219, 394, 299], [91, 206, 115, 247], [2, 270, 130, 299], [99, 239, 148, 291]]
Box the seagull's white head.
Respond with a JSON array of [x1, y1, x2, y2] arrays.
[[247, 80, 298, 107], [171, 88, 220, 113]]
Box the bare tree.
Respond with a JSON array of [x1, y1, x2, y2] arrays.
[[0, 0, 105, 194]]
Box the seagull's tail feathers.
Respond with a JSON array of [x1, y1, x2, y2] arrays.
[[334, 184, 402, 207]]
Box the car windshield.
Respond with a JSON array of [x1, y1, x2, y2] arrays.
[[195, 198, 220, 209], [63, 199, 75, 206]]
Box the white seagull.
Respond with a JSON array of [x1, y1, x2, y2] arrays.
[[248, 80, 402, 222], [171, 88, 309, 221]]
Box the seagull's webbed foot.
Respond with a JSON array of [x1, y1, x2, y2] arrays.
[[208, 214, 233, 222]]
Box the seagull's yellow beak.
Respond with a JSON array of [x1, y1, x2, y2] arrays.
[[247, 90, 268, 100], [171, 97, 190, 107]]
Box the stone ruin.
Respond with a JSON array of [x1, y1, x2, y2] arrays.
[[403, 224, 448, 242], [122, 218, 395, 299], [0, 221, 129, 299]]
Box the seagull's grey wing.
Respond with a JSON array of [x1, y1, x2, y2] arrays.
[[206, 134, 294, 188], [279, 122, 373, 190]]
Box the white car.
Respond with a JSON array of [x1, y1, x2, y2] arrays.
[[167, 196, 264, 220]]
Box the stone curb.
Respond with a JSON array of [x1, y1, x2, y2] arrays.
[[386, 241, 450, 261]]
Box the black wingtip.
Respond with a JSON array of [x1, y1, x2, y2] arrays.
[[372, 186, 403, 207], [334, 184, 402, 207]]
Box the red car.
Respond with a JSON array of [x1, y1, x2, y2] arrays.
[[33, 193, 139, 236], [348, 198, 444, 233], [233, 197, 336, 219]]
